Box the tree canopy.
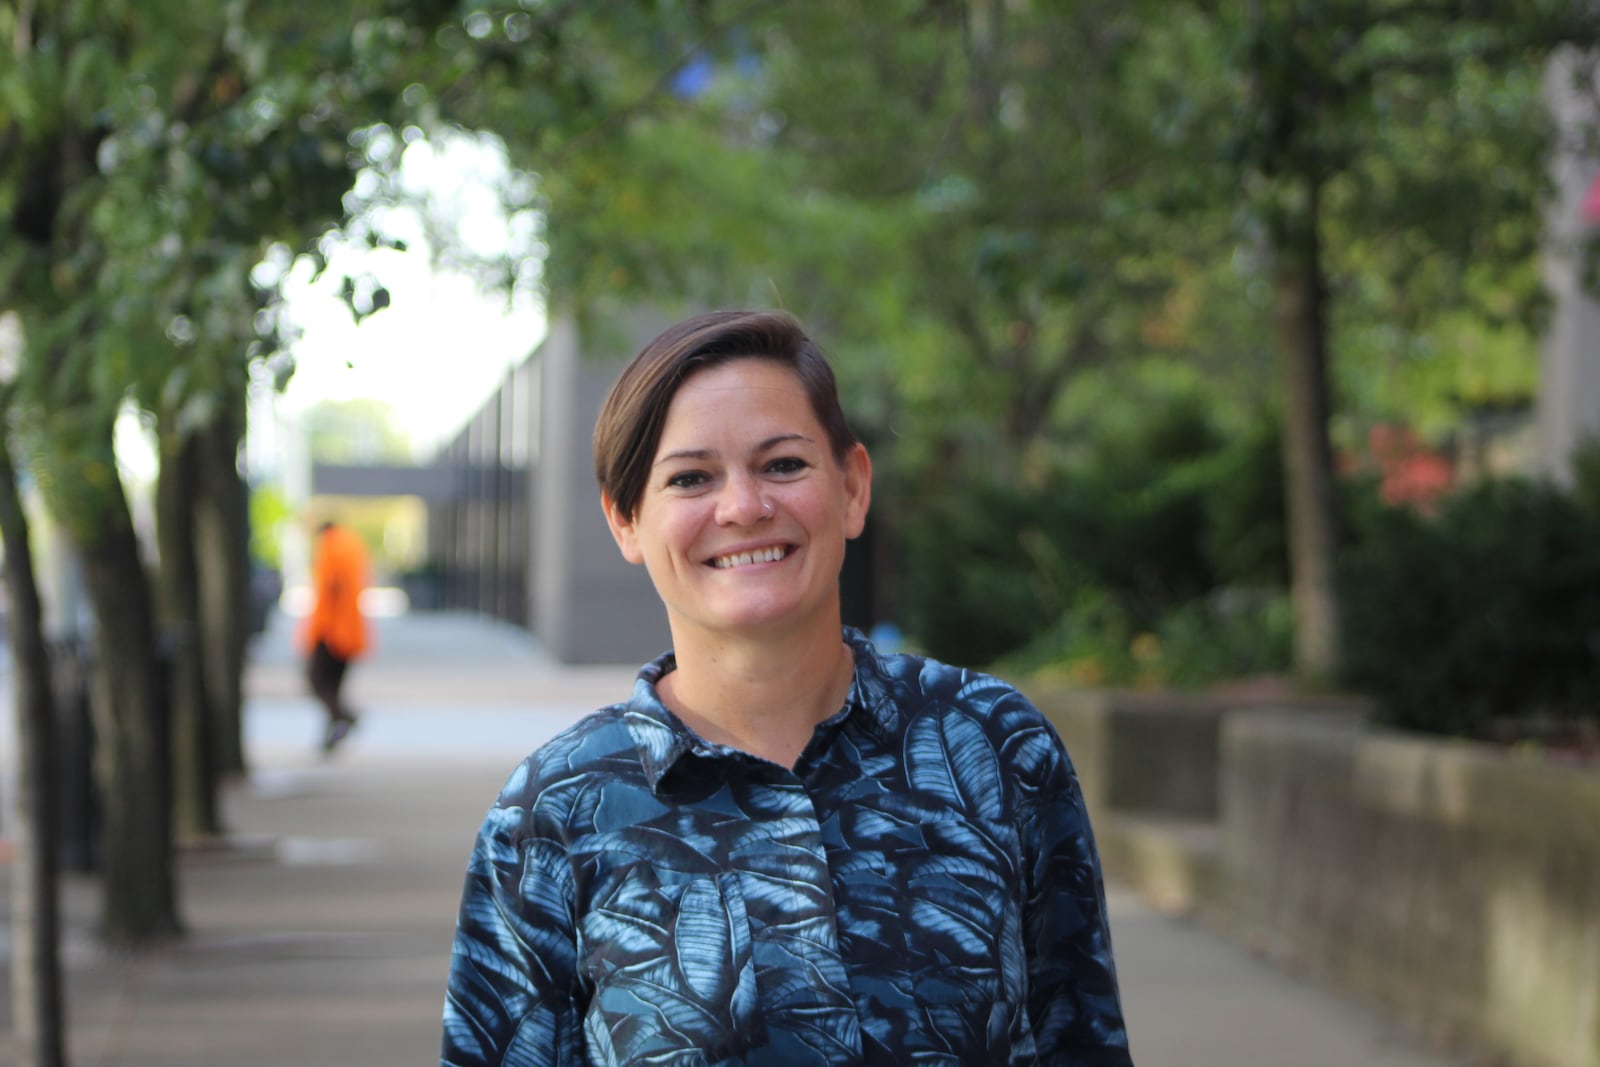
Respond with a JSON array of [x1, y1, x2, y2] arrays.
[[3, 0, 1599, 964]]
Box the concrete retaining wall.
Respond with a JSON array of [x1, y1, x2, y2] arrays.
[[1223, 711, 1600, 1067], [1032, 686, 1233, 823], [1031, 687, 1245, 914]]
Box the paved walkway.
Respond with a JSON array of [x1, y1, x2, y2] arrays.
[[0, 612, 1472, 1066]]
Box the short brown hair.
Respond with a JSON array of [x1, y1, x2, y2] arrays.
[[594, 309, 858, 518]]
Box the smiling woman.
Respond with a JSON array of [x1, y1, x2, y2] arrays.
[[440, 310, 1135, 1067], [602, 358, 871, 688]]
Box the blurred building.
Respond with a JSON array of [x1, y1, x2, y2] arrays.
[[310, 309, 672, 665]]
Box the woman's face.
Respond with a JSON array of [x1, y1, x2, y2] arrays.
[[603, 358, 871, 644]]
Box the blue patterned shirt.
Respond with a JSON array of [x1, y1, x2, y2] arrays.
[[442, 629, 1132, 1066]]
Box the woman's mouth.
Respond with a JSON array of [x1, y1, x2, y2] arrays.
[[709, 545, 790, 569]]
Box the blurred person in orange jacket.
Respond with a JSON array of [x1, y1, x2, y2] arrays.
[[299, 519, 370, 751]]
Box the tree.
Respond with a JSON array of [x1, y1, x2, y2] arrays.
[[1216, 0, 1600, 681], [757, 2, 1242, 476], [0, 385, 65, 1067], [0, 0, 422, 949], [405, 2, 1272, 668], [394, 1, 1600, 686], [407, 1, 1247, 480]]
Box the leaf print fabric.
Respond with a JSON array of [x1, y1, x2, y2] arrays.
[[442, 628, 1133, 1067]]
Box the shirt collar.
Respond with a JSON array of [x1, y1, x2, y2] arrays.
[[840, 625, 903, 744], [623, 627, 905, 791]]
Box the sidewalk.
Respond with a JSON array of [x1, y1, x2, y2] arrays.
[[2, 612, 1471, 1066]]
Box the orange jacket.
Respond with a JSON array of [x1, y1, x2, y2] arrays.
[[299, 523, 370, 659]]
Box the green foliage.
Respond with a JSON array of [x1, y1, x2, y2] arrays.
[[750, 1, 1242, 478], [0, 1, 438, 945], [4, 0, 1596, 713], [899, 476, 1067, 667], [1340, 478, 1600, 736], [22, 403, 126, 545], [1149, 589, 1296, 685], [1212, 0, 1600, 678], [999, 586, 1295, 690], [303, 398, 414, 463], [1322, 53, 1555, 443], [420, 2, 1253, 482], [1, 0, 413, 537], [899, 374, 1288, 674], [1201, 415, 1290, 587], [248, 483, 292, 569], [407, 2, 1600, 696], [1570, 435, 1600, 519], [997, 587, 1142, 689], [405, 3, 1600, 698]]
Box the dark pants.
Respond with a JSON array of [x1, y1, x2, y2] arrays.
[[307, 641, 354, 724]]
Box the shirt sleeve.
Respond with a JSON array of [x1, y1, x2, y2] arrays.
[[441, 799, 584, 1067], [1015, 714, 1135, 1065]]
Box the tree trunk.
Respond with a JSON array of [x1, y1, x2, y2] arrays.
[[196, 404, 250, 778], [0, 428, 68, 1067], [1269, 176, 1344, 685], [39, 417, 185, 946], [81, 490, 183, 945], [157, 417, 220, 840]]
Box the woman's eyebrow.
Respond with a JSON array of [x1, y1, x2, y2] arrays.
[[756, 433, 814, 452], [653, 448, 713, 467], [653, 434, 815, 467]]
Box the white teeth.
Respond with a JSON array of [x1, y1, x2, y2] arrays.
[[712, 546, 786, 569]]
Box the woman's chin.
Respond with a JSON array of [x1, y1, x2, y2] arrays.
[[685, 593, 830, 638]]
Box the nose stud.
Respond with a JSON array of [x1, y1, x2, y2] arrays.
[[762, 500, 774, 518]]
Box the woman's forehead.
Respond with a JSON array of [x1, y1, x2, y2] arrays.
[[656, 364, 819, 448], [667, 361, 807, 413]]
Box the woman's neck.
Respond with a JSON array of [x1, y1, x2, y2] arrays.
[[659, 622, 855, 769]]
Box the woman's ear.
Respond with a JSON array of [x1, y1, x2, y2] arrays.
[[601, 492, 645, 564], [842, 443, 872, 540]]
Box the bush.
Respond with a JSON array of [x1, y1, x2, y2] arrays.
[[898, 393, 1288, 672], [1339, 477, 1600, 737], [898, 478, 1070, 666], [1200, 416, 1288, 587], [998, 585, 1294, 689], [1571, 434, 1600, 519], [996, 586, 1141, 687], [1153, 587, 1295, 685]]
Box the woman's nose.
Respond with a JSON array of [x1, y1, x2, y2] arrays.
[[715, 475, 769, 525]]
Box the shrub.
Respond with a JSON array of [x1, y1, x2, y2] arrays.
[[1153, 587, 1295, 685], [999, 585, 1294, 689], [1339, 477, 1600, 737], [898, 478, 1068, 666], [1571, 434, 1600, 519], [1200, 416, 1288, 587], [996, 586, 1141, 687], [898, 393, 1288, 672]]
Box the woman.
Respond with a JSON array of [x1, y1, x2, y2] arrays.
[[441, 310, 1133, 1066]]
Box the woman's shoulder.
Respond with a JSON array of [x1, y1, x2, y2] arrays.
[[854, 633, 1070, 788], [856, 633, 1043, 725], [488, 702, 645, 820]]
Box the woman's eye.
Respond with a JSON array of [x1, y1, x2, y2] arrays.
[[666, 470, 708, 490], [766, 457, 809, 476]]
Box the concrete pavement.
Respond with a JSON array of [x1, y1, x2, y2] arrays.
[[0, 611, 1474, 1066]]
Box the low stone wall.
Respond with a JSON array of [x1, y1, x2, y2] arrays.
[[1030, 686, 1234, 824], [1222, 711, 1600, 1067], [1030, 687, 1274, 915]]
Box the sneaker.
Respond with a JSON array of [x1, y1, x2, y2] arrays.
[[322, 714, 359, 752]]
